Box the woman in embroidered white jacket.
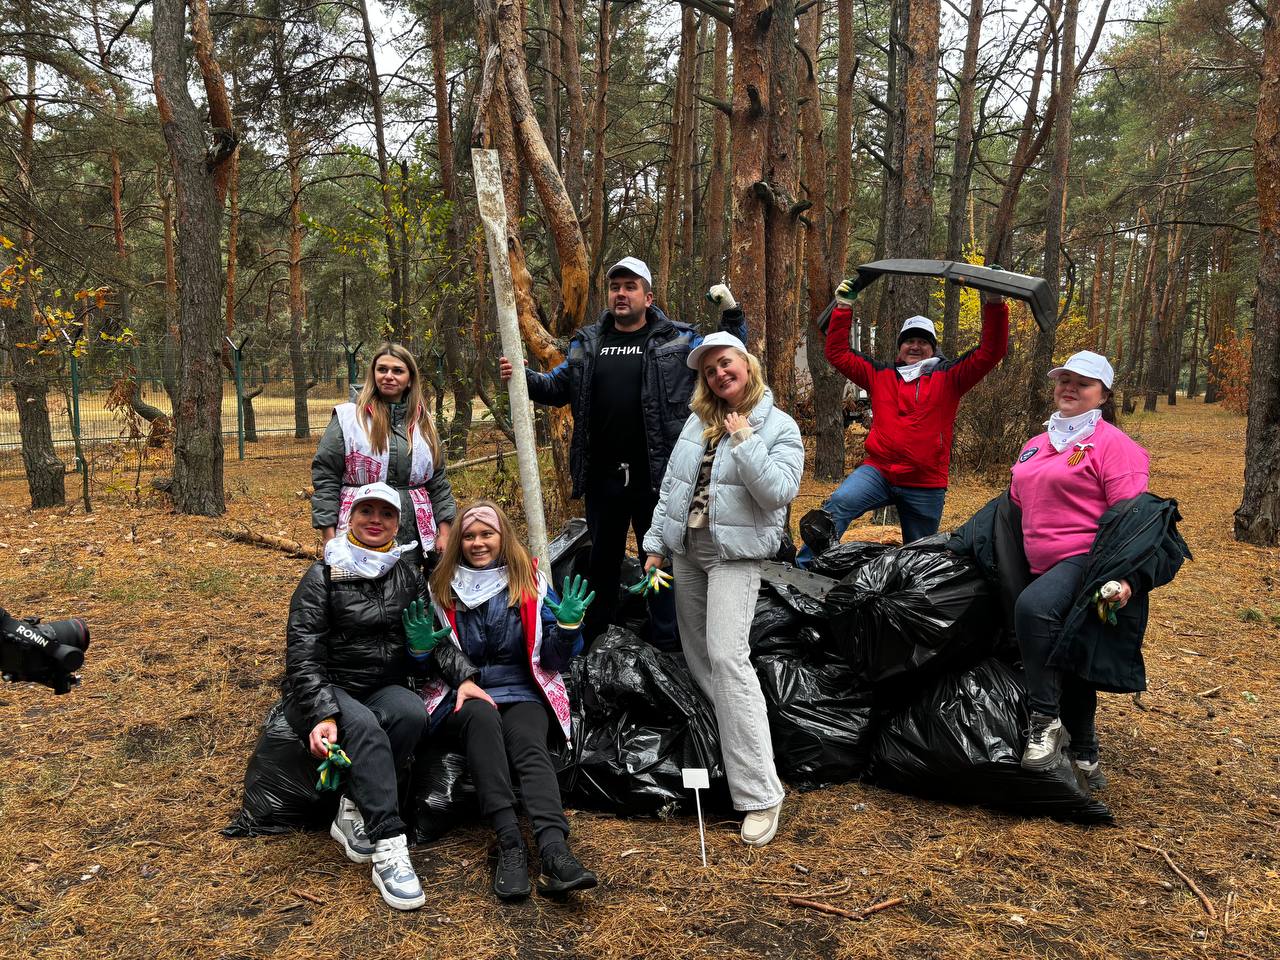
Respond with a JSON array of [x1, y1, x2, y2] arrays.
[[311, 343, 457, 564]]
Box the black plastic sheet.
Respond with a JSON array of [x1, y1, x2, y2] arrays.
[[799, 508, 837, 558], [411, 746, 476, 842], [223, 701, 336, 837], [870, 658, 1112, 824], [756, 656, 877, 787], [823, 542, 997, 690], [570, 628, 730, 815], [548, 517, 592, 587]]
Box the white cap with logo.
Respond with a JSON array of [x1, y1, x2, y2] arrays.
[[606, 256, 653, 287], [897, 315, 938, 348], [1047, 350, 1115, 389], [349, 481, 402, 514], [687, 331, 749, 371]]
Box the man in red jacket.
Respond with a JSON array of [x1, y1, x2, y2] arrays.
[[796, 280, 1009, 566]]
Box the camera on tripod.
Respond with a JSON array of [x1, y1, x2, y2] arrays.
[[0, 607, 90, 695]]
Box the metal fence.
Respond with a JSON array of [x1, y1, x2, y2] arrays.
[[0, 343, 448, 481]]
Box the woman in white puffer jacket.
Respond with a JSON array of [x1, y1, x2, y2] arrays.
[[642, 331, 804, 846]]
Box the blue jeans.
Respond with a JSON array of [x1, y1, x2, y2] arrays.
[[796, 465, 946, 566]]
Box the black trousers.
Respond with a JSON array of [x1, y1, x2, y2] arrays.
[[584, 464, 678, 649], [443, 700, 569, 844], [1013, 555, 1100, 762], [331, 684, 428, 841]]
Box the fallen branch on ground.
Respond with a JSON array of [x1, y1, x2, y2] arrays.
[[218, 528, 320, 559], [1136, 843, 1217, 918], [786, 895, 905, 921]]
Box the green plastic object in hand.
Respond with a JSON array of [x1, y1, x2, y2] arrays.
[[834, 278, 859, 306], [545, 575, 596, 628], [627, 565, 673, 597], [403, 599, 451, 659], [316, 740, 352, 792]]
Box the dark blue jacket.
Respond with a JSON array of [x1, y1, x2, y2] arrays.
[[525, 304, 747, 498]]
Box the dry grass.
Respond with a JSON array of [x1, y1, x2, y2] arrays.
[[0, 398, 1277, 959]]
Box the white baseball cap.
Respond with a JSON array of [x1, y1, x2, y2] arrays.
[[606, 256, 653, 287], [687, 331, 749, 371], [1048, 350, 1115, 389], [349, 481, 401, 515], [898, 315, 938, 348]]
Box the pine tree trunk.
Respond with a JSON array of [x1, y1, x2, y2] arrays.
[[764, 0, 800, 407], [559, 0, 587, 215], [587, 0, 613, 303], [829, 0, 855, 279], [1235, 0, 1280, 546], [703, 19, 730, 297], [941, 0, 982, 357], [800, 0, 845, 480], [730, 0, 770, 361], [287, 130, 312, 438], [152, 0, 231, 515]]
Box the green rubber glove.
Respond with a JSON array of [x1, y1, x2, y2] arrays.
[[545, 575, 596, 628], [834, 278, 858, 306], [403, 599, 451, 660], [315, 740, 352, 792], [627, 565, 673, 597]]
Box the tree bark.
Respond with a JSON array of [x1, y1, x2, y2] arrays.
[[152, 0, 231, 515], [587, 0, 613, 303], [703, 17, 730, 295], [658, 9, 697, 309], [496, 0, 589, 336], [764, 0, 800, 407], [730, 0, 770, 361], [800, 0, 845, 480], [1235, 0, 1280, 546], [559, 0, 587, 215], [829, 0, 855, 280], [286, 129, 312, 438], [941, 0, 983, 358], [882, 0, 940, 326]]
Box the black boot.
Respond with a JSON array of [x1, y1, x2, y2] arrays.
[[537, 842, 597, 896], [492, 835, 531, 901]]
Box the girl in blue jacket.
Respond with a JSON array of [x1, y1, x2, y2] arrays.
[[418, 500, 596, 901]]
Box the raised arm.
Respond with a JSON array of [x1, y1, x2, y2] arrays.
[[824, 301, 876, 390]]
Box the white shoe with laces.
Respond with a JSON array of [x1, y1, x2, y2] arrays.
[[1020, 713, 1069, 771], [371, 834, 425, 910], [330, 796, 375, 864]]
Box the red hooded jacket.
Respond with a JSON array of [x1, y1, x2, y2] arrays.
[[824, 301, 1009, 489]]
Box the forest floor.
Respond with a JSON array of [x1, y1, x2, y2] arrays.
[[1, 397, 1277, 960]]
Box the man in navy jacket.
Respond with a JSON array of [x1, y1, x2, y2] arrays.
[[500, 257, 745, 646]]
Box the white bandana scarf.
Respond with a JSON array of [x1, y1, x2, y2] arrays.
[[451, 563, 511, 610], [896, 356, 942, 383], [1045, 408, 1103, 453], [324, 535, 418, 580]]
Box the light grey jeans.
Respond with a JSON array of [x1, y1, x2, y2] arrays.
[[673, 527, 784, 812]]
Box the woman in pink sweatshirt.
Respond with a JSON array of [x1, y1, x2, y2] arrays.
[[1010, 351, 1149, 785]]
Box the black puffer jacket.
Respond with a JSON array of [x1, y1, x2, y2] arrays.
[[282, 560, 478, 738]]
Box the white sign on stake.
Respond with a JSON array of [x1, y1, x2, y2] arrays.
[[682, 767, 710, 867]]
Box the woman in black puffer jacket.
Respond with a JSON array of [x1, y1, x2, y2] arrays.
[[283, 482, 482, 911]]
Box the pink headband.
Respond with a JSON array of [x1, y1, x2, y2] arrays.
[[460, 505, 501, 534]]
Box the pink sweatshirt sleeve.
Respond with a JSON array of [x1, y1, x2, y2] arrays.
[[1102, 433, 1150, 505]]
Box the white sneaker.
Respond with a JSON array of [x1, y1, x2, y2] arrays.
[[371, 835, 425, 910], [330, 796, 375, 864], [1021, 713, 1069, 771], [740, 800, 783, 846]]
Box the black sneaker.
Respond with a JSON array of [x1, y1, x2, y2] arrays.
[[492, 843, 531, 901], [538, 845, 598, 896]]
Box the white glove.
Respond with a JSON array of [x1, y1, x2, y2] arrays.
[[706, 283, 737, 312]]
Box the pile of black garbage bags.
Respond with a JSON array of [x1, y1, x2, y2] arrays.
[[225, 519, 1110, 841]]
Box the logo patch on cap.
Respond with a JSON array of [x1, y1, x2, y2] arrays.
[[1018, 446, 1038, 463]]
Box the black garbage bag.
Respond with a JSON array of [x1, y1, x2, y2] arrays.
[[411, 745, 477, 842], [548, 517, 592, 587], [571, 627, 730, 815], [823, 542, 997, 690], [756, 656, 877, 788], [750, 578, 829, 658], [806, 540, 892, 580], [223, 700, 337, 837], [870, 658, 1112, 824], [799, 507, 837, 558]]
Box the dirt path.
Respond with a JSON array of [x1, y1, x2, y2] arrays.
[[1, 398, 1276, 959]]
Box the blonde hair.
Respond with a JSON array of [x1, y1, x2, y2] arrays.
[[353, 343, 442, 462], [690, 347, 766, 445], [429, 499, 538, 610]]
